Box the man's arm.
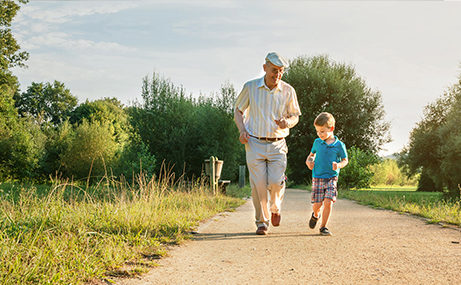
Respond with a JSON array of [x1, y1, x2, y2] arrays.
[[234, 107, 249, 144], [275, 115, 299, 129]]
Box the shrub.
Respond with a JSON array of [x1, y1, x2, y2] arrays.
[[339, 146, 379, 189]]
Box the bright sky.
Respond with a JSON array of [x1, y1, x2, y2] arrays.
[[11, 0, 461, 156]]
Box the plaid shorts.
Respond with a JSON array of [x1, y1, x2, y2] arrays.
[[311, 177, 338, 204]]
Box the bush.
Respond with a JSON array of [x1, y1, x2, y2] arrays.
[[370, 158, 418, 186], [339, 146, 379, 189], [60, 120, 119, 181], [116, 139, 156, 183]]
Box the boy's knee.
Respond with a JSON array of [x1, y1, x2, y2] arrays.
[[323, 199, 333, 207]]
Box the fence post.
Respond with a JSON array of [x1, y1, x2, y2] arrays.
[[239, 165, 246, 188]]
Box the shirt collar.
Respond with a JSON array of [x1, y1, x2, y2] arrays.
[[258, 76, 283, 92], [320, 136, 339, 146]]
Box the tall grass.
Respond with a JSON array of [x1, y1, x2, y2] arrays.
[[0, 174, 246, 284], [339, 185, 461, 226]]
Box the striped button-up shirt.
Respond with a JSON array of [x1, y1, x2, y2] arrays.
[[234, 76, 301, 138]]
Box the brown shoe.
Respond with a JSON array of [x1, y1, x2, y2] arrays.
[[256, 226, 268, 235], [271, 213, 281, 227]]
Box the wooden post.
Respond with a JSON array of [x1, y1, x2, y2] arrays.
[[239, 165, 246, 188], [210, 156, 216, 194]]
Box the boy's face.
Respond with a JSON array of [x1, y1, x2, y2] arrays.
[[315, 124, 334, 141]]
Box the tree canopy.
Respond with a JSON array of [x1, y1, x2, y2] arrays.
[[283, 55, 391, 184], [14, 81, 78, 125], [398, 71, 461, 198]]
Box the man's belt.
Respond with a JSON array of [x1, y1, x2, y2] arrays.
[[249, 135, 284, 142]]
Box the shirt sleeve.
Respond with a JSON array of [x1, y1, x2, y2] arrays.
[[311, 139, 319, 154], [286, 87, 302, 117], [234, 82, 250, 112], [339, 141, 348, 159]]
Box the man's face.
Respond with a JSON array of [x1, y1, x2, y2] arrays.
[[263, 62, 284, 89]]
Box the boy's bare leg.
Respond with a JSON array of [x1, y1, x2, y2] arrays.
[[312, 202, 323, 218], [320, 198, 333, 228]]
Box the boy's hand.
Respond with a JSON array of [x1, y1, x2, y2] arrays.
[[332, 162, 338, 171], [306, 156, 315, 170]]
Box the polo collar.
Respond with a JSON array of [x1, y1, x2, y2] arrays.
[[320, 136, 339, 146]]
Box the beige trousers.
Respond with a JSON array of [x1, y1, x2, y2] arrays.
[[245, 137, 287, 228]]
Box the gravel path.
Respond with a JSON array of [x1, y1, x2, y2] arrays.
[[115, 188, 461, 285]]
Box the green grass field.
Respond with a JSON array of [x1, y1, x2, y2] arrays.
[[1, 180, 459, 284], [0, 180, 249, 284], [338, 185, 461, 226]]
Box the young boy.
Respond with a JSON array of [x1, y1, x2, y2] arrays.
[[305, 112, 348, 236]]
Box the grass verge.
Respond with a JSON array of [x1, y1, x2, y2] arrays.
[[338, 185, 461, 226], [0, 178, 248, 284]]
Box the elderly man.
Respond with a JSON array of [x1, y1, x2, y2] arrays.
[[234, 52, 301, 235]]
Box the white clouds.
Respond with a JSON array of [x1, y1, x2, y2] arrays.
[[14, 2, 139, 53], [23, 32, 137, 53], [18, 2, 139, 24]]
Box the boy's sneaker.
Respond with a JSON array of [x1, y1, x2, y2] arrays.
[[320, 227, 332, 236], [309, 212, 320, 229]]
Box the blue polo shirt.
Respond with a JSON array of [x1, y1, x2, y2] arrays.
[[311, 136, 348, 179]]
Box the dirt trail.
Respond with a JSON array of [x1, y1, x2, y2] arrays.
[[115, 188, 461, 285]]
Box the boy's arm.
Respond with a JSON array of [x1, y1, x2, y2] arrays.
[[305, 152, 315, 170], [332, 157, 348, 171]]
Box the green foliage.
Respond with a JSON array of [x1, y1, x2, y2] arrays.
[[0, 0, 29, 179], [59, 120, 119, 181], [283, 54, 391, 184], [131, 71, 244, 182], [195, 83, 243, 180], [0, 85, 18, 179], [70, 97, 129, 145], [0, 177, 244, 284], [0, 0, 29, 73], [416, 168, 442, 192], [39, 121, 73, 179], [6, 119, 46, 180], [0, 84, 46, 180], [116, 139, 156, 183], [340, 187, 461, 225], [369, 158, 418, 186], [14, 81, 78, 126], [399, 72, 461, 199], [339, 146, 379, 189]]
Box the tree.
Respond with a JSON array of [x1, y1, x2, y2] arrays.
[[70, 97, 130, 145], [0, 0, 31, 180], [0, 0, 28, 145], [131, 71, 244, 182], [39, 120, 73, 179], [60, 120, 118, 181], [0, 0, 28, 72], [195, 82, 244, 181], [282, 55, 391, 184], [14, 81, 78, 125], [398, 71, 461, 198]]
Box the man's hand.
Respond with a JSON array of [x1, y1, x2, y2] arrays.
[[275, 117, 289, 129], [239, 131, 250, 144]]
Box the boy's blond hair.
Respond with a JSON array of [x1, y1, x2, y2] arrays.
[[314, 112, 335, 128]]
